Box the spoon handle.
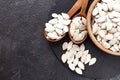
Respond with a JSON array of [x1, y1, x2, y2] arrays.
[[67, 0, 82, 18], [77, 0, 89, 17]]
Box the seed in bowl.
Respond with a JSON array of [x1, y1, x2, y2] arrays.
[[92, 0, 120, 52], [45, 13, 71, 40], [70, 17, 87, 41], [61, 41, 97, 75]]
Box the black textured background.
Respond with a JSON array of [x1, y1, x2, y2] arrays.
[[0, 0, 120, 80]]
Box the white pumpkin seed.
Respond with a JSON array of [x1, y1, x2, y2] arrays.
[[92, 7, 99, 16], [49, 19, 58, 24], [78, 61, 85, 70], [99, 10, 106, 16], [55, 28, 63, 35], [73, 30, 80, 41], [102, 3, 108, 11], [61, 54, 67, 63], [82, 17, 86, 25], [114, 32, 120, 38], [63, 26, 68, 32], [106, 23, 113, 31], [117, 26, 120, 32], [111, 11, 120, 18], [45, 23, 55, 32], [104, 33, 113, 40], [107, 2, 113, 11], [75, 51, 83, 59], [62, 42, 68, 50], [101, 23, 106, 29], [75, 67, 82, 75], [67, 56, 74, 64], [112, 18, 120, 23], [113, 4, 120, 12], [110, 46, 117, 52], [69, 49, 76, 55], [65, 51, 73, 60], [113, 44, 119, 51], [92, 23, 98, 34], [70, 23, 76, 36], [55, 23, 63, 29], [89, 57, 97, 66], [52, 13, 58, 18], [67, 41, 73, 50], [69, 63, 75, 71], [73, 58, 79, 66], [61, 13, 70, 20], [109, 38, 117, 45], [72, 17, 81, 23], [102, 41, 110, 49], [79, 44, 85, 51], [81, 54, 87, 63], [85, 54, 91, 64], [72, 45, 80, 51], [63, 20, 71, 25], [47, 32, 59, 39], [73, 34, 83, 41], [97, 3, 102, 13], [118, 36, 120, 40], [96, 35, 101, 42], [79, 24, 86, 31], [82, 50, 89, 56], [109, 28, 117, 34], [97, 16, 106, 23], [57, 14, 64, 21], [98, 30, 106, 38], [117, 22, 120, 26]]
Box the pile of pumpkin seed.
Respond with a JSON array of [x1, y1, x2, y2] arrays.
[[61, 41, 97, 75]]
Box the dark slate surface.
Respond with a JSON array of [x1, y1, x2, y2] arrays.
[[49, 0, 120, 79], [0, 0, 120, 80]]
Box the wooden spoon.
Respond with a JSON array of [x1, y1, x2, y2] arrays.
[[67, 0, 82, 18], [44, 0, 82, 42], [69, 0, 89, 44]]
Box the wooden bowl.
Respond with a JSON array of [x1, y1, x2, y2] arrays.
[[87, 0, 120, 56]]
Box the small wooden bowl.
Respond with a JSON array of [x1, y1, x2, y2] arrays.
[[87, 0, 120, 56]]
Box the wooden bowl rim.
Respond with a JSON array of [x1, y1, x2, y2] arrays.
[[87, 0, 120, 56]]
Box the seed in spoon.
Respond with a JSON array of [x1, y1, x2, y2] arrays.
[[69, 17, 87, 42], [61, 13, 70, 20], [52, 13, 58, 18]]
